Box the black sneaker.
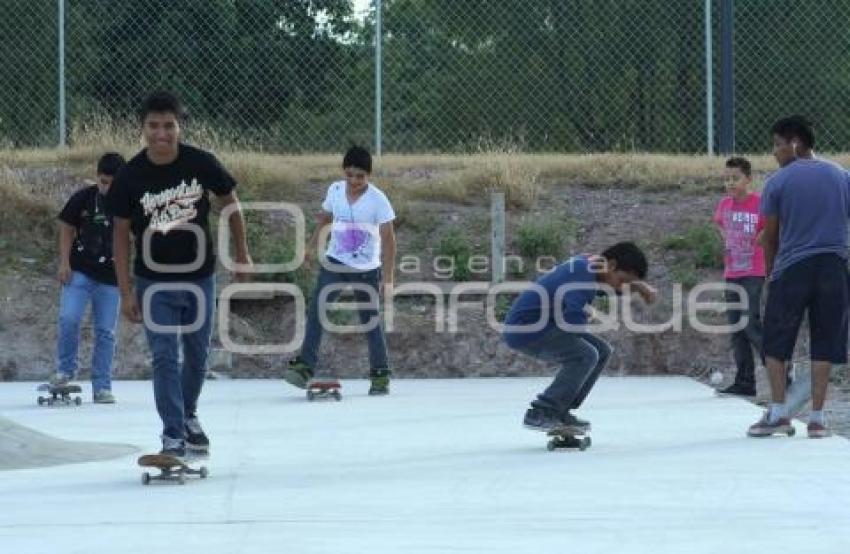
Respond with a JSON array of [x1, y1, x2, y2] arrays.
[[523, 407, 561, 432], [368, 368, 391, 396], [717, 383, 756, 397], [185, 417, 209, 453], [284, 358, 314, 389], [160, 436, 187, 460], [562, 411, 591, 432]]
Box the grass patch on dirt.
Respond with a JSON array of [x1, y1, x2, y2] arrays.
[[0, 170, 56, 272]]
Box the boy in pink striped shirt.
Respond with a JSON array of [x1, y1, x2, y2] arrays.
[[712, 157, 765, 397]]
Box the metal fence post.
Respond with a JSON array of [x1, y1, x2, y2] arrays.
[[374, 0, 383, 157], [57, 0, 66, 147], [491, 193, 505, 284], [705, 0, 714, 156], [720, 0, 735, 154]]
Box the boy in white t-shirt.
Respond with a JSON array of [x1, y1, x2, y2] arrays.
[[284, 146, 397, 395]]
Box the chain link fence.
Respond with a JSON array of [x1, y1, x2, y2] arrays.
[[734, 0, 850, 152], [1, 1, 849, 153]]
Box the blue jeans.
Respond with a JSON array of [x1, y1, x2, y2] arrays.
[[300, 260, 389, 371], [56, 271, 120, 392], [136, 275, 215, 441], [515, 328, 612, 416]]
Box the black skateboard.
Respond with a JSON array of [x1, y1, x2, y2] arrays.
[[138, 454, 209, 485], [36, 383, 83, 407]]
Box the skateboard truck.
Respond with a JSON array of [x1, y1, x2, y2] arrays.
[[546, 428, 592, 452]]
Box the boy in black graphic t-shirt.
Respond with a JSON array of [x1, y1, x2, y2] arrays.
[[53, 152, 125, 403], [109, 91, 253, 458]]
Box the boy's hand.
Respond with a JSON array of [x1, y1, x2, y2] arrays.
[[381, 278, 394, 300], [635, 282, 658, 304], [304, 247, 317, 270], [121, 292, 143, 323], [234, 253, 254, 282], [57, 263, 72, 284]]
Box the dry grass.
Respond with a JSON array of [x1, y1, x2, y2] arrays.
[[5, 134, 850, 210], [3, 139, 849, 277], [219, 153, 340, 200], [0, 170, 56, 267], [399, 153, 540, 208]]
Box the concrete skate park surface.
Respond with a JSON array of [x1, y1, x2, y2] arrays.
[[1, 377, 849, 553]]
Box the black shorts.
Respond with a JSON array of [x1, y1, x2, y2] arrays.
[[763, 254, 849, 363]]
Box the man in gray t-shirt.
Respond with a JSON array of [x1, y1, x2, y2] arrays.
[[749, 115, 850, 439], [761, 156, 850, 280]]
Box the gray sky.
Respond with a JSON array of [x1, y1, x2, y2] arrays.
[[352, 0, 372, 18]]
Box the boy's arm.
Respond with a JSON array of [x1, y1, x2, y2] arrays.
[[57, 222, 75, 283], [713, 203, 726, 242], [306, 211, 334, 266], [379, 221, 396, 292], [631, 281, 658, 304], [761, 215, 780, 277], [113, 217, 141, 323], [217, 192, 252, 280]]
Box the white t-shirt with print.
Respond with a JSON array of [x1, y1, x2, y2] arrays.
[[322, 181, 395, 271]]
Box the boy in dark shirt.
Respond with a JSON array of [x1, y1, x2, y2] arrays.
[[53, 152, 125, 403], [109, 91, 252, 458], [503, 242, 656, 432]]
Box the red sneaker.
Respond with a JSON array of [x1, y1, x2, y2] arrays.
[[747, 413, 795, 437], [807, 421, 831, 439]]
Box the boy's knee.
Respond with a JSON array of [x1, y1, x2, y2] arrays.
[[578, 348, 600, 370], [58, 314, 82, 329], [94, 325, 115, 337]]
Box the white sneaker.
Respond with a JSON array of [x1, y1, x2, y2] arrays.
[[49, 373, 71, 387], [93, 390, 116, 404]]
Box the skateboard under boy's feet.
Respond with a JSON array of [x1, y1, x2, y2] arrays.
[[36, 383, 83, 407]]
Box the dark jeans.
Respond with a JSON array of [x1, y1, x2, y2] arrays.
[[300, 259, 389, 371], [725, 276, 764, 387], [136, 275, 215, 441], [515, 328, 612, 417]]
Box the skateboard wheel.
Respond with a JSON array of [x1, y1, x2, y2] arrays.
[[74, 397, 82, 406], [199, 467, 209, 479], [546, 440, 557, 452], [787, 427, 796, 437], [141, 472, 151, 485], [333, 392, 342, 401], [37, 396, 45, 406]]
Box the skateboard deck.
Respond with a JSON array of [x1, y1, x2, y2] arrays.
[[138, 454, 208, 485], [546, 427, 591, 452], [306, 380, 342, 401], [36, 383, 83, 406]]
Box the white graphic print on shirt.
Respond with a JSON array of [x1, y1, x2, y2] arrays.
[[140, 178, 204, 234], [723, 210, 758, 272]]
